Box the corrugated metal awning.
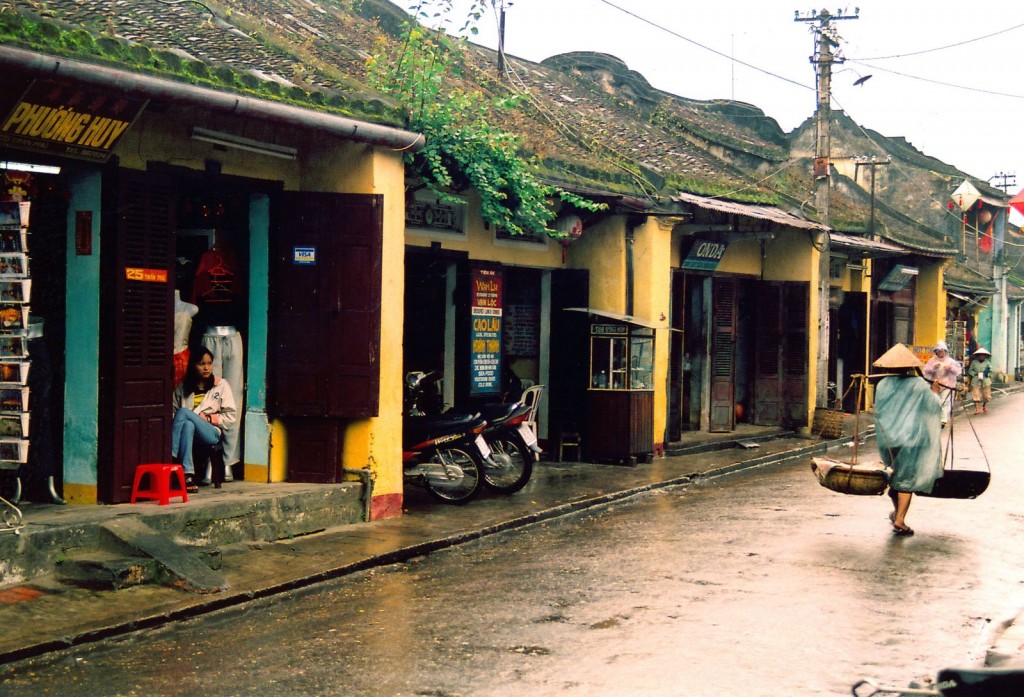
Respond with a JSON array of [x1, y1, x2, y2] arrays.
[[674, 192, 829, 232], [829, 232, 908, 257], [564, 307, 679, 331]]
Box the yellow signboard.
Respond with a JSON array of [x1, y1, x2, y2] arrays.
[[0, 79, 147, 162]]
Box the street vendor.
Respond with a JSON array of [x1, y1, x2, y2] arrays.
[[873, 343, 944, 537], [967, 346, 993, 415]]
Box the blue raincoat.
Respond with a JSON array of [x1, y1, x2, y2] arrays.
[[874, 374, 944, 493]]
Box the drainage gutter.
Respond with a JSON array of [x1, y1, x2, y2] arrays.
[[0, 45, 425, 152]]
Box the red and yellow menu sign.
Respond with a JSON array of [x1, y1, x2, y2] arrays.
[[0, 79, 147, 162]]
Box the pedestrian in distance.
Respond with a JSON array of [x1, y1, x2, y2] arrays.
[[921, 340, 962, 427], [872, 343, 944, 537], [171, 346, 237, 492], [967, 346, 993, 415]]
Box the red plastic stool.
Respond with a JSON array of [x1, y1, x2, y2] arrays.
[[130, 464, 188, 505]]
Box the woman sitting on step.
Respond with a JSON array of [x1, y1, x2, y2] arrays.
[[171, 346, 237, 493]]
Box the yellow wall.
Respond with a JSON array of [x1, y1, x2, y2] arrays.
[[631, 218, 674, 448], [914, 261, 946, 346], [568, 216, 628, 310], [341, 150, 407, 501], [405, 191, 565, 269]]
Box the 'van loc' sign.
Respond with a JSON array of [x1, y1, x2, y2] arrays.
[[470, 267, 503, 395], [0, 80, 147, 163]]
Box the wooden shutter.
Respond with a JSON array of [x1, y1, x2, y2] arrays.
[[99, 170, 175, 503], [753, 284, 781, 425], [781, 283, 809, 427], [709, 276, 736, 432], [269, 192, 383, 418]]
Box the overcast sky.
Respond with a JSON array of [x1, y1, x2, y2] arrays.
[[393, 0, 1024, 199]]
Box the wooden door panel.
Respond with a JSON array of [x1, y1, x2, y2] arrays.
[[100, 170, 175, 503], [709, 277, 736, 432], [270, 192, 382, 483], [782, 283, 809, 427], [753, 284, 781, 425]]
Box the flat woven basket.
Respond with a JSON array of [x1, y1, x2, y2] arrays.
[[811, 457, 890, 496]]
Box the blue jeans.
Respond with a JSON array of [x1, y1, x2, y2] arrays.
[[171, 409, 221, 475]]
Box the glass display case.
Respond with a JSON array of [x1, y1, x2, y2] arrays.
[[586, 322, 655, 463], [589, 325, 654, 390]]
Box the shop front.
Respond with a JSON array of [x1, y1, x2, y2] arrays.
[[0, 47, 419, 514], [668, 193, 825, 439], [402, 189, 592, 454]]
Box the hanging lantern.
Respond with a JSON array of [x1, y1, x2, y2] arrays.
[[556, 213, 583, 239], [978, 209, 993, 225]]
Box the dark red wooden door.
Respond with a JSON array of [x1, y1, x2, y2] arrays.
[[709, 276, 736, 432], [753, 284, 782, 425], [781, 283, 809, 427], [99, 170, 175, 503], [269, 192, 383, 483], [752, 282, 810, 429]]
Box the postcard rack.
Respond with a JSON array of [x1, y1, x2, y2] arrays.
[[0, 201, 30, 533]]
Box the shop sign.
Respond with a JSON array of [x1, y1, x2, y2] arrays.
[[680, 237, 728, 271], [0, 80, 147, 163], [125, 267, 168, 283], [406, 190, 466, 236], [591, 323, 627, 336], [470, 267, 503, 395], [293, 246, 316, 265]]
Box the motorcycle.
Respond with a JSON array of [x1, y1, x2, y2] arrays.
[[403, 372, 490, 504], [852, 666, 1024, 696], [475, 399, 539, 494]]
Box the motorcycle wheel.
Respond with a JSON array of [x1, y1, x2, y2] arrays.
[[421, 446, 482, 504], [482, 432, 533, 494]]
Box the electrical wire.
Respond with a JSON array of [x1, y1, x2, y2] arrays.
[[846, 60, 1024, 100], [593, 0, 812, 93], [851, 21, 1024, 61]]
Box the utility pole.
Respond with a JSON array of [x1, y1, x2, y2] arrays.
[[854, 157, 891, 239], [795, 7, 857, 411], [494, 0, 510, 79], [989, 171, 1016, 193]]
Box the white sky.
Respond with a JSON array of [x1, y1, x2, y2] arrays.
[[395, 0, 1024, 198]]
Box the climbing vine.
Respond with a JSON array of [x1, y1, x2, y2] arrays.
[[367, 2, 605, 238]]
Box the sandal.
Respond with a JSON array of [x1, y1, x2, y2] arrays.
[[892, 524, 914, 536], [185, 474, 199, 494]]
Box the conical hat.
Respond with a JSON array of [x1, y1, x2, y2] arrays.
[[973, 346, 991, 356], [872, 343, 923, 369]]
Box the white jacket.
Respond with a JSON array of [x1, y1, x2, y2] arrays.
[[172, 376, 237, 432]]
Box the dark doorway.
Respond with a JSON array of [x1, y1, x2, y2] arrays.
[[548, 269, 589, 450]]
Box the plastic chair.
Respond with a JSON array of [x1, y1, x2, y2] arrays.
[[130, 464, 188, 505], [519, 384, 544, 442]]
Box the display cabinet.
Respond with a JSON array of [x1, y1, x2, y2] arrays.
[[586, 322, 654, 463]]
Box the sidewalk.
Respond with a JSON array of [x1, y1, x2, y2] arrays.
[[0, 401, 1019, 668]]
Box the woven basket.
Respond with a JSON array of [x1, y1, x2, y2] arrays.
[[811, 457, 890, 496], [814, 407, 845, 440]]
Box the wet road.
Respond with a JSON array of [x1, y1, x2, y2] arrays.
[[2, 394, 1023, 696]]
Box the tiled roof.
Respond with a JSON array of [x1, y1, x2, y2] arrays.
[[0, 0, 1004, 288]]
